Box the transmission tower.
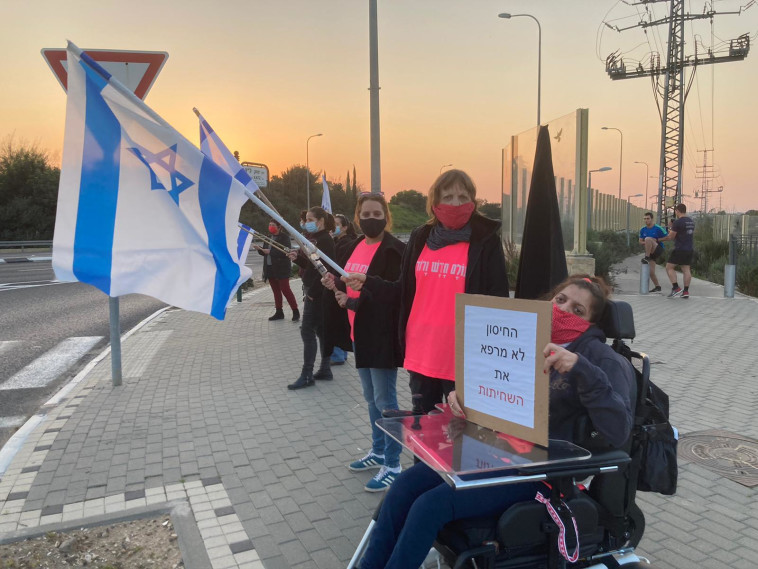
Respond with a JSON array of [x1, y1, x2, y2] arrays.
[[604, 0, 751, 223]]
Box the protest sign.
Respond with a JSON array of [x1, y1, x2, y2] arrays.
[[455, 294, 552, 446]]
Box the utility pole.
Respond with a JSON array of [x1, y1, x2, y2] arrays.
[[604, 0, 751, 224], [368, 0, 382, 194]]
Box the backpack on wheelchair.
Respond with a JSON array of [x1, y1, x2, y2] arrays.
[[349, 301, 666, 569]]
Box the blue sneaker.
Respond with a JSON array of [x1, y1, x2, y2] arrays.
[[365, 466, 401, 492], [348, 452, 384, 471]]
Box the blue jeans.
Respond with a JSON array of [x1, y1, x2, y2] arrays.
[[331, 346, 347, 363], [360, 462, 542, 569], [357, 366, 401, 468]]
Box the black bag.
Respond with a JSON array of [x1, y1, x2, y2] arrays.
[[632, 379, 678, 495]]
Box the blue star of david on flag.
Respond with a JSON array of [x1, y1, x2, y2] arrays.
[[129, 144, 195, 204]]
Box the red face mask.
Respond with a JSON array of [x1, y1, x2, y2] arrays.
[[551, 303, 591, 344], [432, 202, 475, 230], [268, 224, 278, 234]]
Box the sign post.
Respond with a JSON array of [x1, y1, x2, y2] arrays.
[[455, 294, 552, 446]]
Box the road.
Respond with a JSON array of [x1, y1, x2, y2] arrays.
[[0, 253, 265, 450]]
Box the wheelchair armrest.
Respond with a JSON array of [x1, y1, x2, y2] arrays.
[[516, 450, 631, 480]]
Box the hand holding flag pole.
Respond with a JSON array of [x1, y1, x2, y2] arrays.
[[193, 107, 347, 277]]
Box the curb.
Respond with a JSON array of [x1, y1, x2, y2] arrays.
[[0, 256, 52, 264]]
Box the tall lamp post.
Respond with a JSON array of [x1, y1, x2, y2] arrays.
[[626, 193, 644, 247], [587, 167, 612, 231], [306, 133, 322, 210], [601, 127, 623, 200], [439, 163, 452, 174], [498, 13, 542, 126], [634, 161, 649, 212]]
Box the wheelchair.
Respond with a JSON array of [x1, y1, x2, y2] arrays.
[[349, 301, 659, 569]]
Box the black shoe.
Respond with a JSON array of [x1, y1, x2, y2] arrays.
[[649, 286, 662, 293], [641, 257, 649, 264], [268, 309, 285, 321], [313, 368, 333, 380], [291, 309, 300, 322], [288, 374, 314, 390]]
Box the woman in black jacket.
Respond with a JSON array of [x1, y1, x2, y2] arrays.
[[325, 195, 406, 492], [344, 170, 509, 413], [287, 207, 335, 390], [256, 220, 299, 321]]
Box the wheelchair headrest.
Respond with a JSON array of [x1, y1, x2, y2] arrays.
[[598, 300, 635, 340]]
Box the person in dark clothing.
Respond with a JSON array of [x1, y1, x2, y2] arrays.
[[329, 214, 358, 365], [324, 195, 406, 492], [287, 207, 336, 390], [358, 275, 635, 569], [660, 203, 696, 298], [344, 170, 509, 414], [255, 220, 299, 321]]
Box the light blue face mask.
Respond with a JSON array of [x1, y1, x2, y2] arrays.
[[304, 221, 318, 233], [333, 226, 341, 236]]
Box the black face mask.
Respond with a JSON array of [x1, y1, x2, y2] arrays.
[[359, 218, 387, 239]]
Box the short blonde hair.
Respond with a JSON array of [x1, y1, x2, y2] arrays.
[[354, 193, 393, 232], [426, 169, 477, 219]]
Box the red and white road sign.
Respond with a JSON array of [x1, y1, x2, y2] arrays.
[[41, 48, 169, 100]]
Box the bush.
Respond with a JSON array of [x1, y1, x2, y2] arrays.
[[586, 230, 630, 282], [736, 261, 758, 297]]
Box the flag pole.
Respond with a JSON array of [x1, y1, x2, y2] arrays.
[[238, 225, 291, 254], [67, 41, 345, 278]]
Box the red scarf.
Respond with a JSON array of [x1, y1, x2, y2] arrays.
[[551, 303, 591, 344]]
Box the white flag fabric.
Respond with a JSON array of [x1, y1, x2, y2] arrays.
[[197, 109, 261, 195], [321, 172, 332, 213], [52, 45, 252, 320]]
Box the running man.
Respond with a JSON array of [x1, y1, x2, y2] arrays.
[[639, 212, 667, 292], [660, 204, 695, 299]]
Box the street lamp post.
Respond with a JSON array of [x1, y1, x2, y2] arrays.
[[306, 133, 322, 210], [601, 127, 623, 200], [498, 13, 542, 126], [439, 163, 452, 174], [634, 161, 649, 212], [587, 167, 612, 231], [626, 193, 644, 247]]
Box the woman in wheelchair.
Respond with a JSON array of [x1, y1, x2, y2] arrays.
[[358, 275, 635, 569]]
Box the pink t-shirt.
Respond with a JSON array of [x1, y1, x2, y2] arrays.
[[403, 242, 469, 381], [344, 240, 382, 341]]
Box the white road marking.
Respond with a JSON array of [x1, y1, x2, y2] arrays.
[[0, 341, 20, 356], [0, 280, 62, 292], [0, 336, 103, 390], [0, 416, 26, 429]]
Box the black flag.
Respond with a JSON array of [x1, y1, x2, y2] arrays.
[[515, 125, 568, 299]]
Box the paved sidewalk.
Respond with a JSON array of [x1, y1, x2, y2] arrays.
[[1, 262, 757, 569]]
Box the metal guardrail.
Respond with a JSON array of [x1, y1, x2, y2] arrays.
[[0, 240, 53, 252]]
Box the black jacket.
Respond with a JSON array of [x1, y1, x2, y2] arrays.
[[363, 214, 509, 358], [293, 229, 335, 299], [343, 233, 406, 368], [548, 326, 635, 449], [258, 232, 292, 281]]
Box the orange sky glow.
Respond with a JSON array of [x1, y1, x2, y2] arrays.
[[1, 0, 756, 212]]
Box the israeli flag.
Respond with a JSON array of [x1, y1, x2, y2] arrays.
[[197, 109, 260, 195], [321, 172, 332, 213], [53, 44, 252, 320], [237, 224, 254, 265]]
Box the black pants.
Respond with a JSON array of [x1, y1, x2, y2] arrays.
[[301, 296, 326, 374], [408, 371, 455, 414]]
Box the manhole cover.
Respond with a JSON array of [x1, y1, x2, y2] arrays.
[[678, 429, 758, 487]]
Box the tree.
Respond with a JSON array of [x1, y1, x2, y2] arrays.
[[0, 137, 60, 240], [389, 189, 427, 214], [478, 200, 502, 220]]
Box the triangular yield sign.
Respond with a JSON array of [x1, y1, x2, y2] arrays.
[[42, 48, 169, 100]]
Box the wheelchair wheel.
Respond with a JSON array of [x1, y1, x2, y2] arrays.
[[625, 503, 645, 548]]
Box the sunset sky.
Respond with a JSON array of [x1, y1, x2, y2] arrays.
[[1, 0, 756, 212]]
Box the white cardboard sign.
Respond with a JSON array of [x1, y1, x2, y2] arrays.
[[455, 294, 552, 446]]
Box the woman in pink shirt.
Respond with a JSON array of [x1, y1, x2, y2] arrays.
[[324, 195, 406, 492], [344, 170, 509, 414]]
